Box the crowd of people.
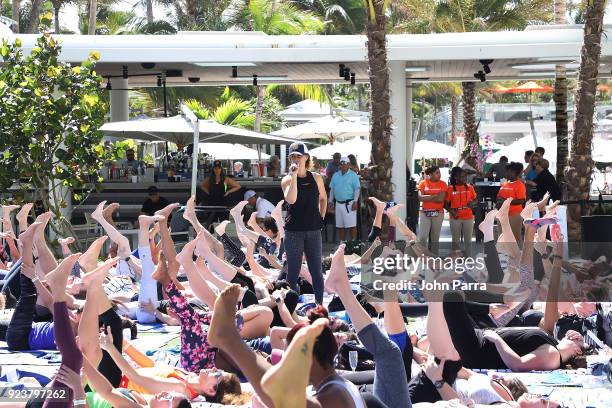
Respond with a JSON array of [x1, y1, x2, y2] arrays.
[[0, 142, 610, 408]]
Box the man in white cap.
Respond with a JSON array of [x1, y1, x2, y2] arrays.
[[329, 156, 360, 241], [244, 190, 275, 223]]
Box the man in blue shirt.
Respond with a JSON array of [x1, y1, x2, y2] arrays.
[[329, 156, 361, 241]]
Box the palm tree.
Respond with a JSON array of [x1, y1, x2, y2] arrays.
[[184, 97, 257, 129], [11, 0, 19, 32], [564, 0, 606, 243], [426, 0, 553, 158], [417, 82, 462, 144], [292, 0, 365, 34], [364, 0, 393, 202], [88, 0, 97, 34], [554, 0, 568, 183], [224, 0, 324, 131]]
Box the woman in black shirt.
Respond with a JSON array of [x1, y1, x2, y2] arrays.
[[281, 142, 327, 304]]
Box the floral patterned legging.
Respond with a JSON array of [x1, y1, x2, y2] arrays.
[[165, 281, 244, 373]]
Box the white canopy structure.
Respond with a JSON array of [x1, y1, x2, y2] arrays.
[[413, 140, 458, 162], [100, 112, 297, 194], [271, 115, 369, 140], [309, 137, 372, 164], [199, 143, 270, 160], [100, 115, 297, 146]]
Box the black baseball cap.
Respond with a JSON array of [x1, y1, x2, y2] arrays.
[[288, 142, 309, 156]]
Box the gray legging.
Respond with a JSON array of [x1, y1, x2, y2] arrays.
[[284, 229, 324, 304], [357, 323, 412, 408]]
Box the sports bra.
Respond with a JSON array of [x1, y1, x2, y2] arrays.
[[318, 378, 366, 408], [454, 373, 504, 405]]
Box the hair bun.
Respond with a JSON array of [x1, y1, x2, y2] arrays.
[[307, 305, 329, 322]]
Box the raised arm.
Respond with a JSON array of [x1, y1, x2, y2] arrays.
[[82, 356, 143, 408]]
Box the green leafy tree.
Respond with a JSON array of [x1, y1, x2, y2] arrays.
[[0, 14, 110, 239], [292, 0, 365, 34]]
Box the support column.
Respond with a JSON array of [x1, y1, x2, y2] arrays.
[[406, 82, 414, 175], [389, 61, 407, 232], [110, 77, 129, 122], [280, 144, 287, 174]]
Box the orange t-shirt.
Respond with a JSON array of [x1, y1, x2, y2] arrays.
[[446, 184, 477, 219], [497, 179, 526, 216], [418, 179, 448, 211]]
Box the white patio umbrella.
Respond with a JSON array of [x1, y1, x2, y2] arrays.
[[309, 138, 372, 164], [199, 143, 271, 160], [413, 140, 458, 162], [100, 111, 298, 195], [271, 115, 369, 140]]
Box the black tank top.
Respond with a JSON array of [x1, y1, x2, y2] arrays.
[[477, 328, 559, 369], [285, 171, 323, 231], [209, 177, 226, 206]]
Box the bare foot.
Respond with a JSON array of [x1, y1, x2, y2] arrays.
[[79, 235, 108, 273], [272, 200, 284, 220], [214, 220, 231, 237], [208, 284, 242, 348], [18, 222, 42, 256], [495, 198, 512, 222], [479, 209, 498, 235], [324, 244, 350, 295], [151, 251, 170, 285], [536, 192, 550, 212], [59, 237, 75, 247], [82, 257, 119, 287], [368, 196, 386, 211], [16, 203, 34, 228], [230, 201, 248, 220], [175, 239, 197, 268], [385, 203, 405, 218], [45, 253, 81, 301], [102, 203, 120, 222], [149, 223, 160, 240], [183, 196, 197, 222], [91, 201, 107, 223], [155, 203, 180, 220], [520, 201, 538, 221], [2, 205, 20, 220], [261, 318, 328, 408], [138, 215, 164, 230]]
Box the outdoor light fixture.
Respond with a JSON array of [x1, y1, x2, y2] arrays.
[[474, 70, 486, 82], [188, 77, 200, 83], [105, 77, 112, 90], [344, 68, 351, 81], [122, 65, 128, 79], [350, 73, 356, 85], [479, 59, 493, 74], [339, 64, 345, 77], [253, 74, 258, 86], [232, 66, 238, 78], [157, 75, 162, 87]]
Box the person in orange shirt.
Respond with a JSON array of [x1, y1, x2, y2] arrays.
[[496, 162, 527, 243], [445, 167, 478, 255], [417, 166, 447, 254]]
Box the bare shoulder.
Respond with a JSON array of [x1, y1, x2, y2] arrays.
[[317, 385, 358, 408]]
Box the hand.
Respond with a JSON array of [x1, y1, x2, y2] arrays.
[[423, 355, 445, 382], [482, 330, 502, 344], [99, 328, 114, 351], [289, 163, 298, 174], [351, 202, 358, 211], [54, 365, 83, 392]]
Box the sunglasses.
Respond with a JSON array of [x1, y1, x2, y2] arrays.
[[212, 370, 223, 391]]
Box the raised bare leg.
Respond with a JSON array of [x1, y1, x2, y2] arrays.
[[176, 235, 217, 307], [79, 235, 109, 273], [261, 318, 327, 408], [208, 284, 274, 408], [45, 253, 81, 303], [92, 201, 131, 258], [16, 202, 33, 233], [33, 212, 58, 273]]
